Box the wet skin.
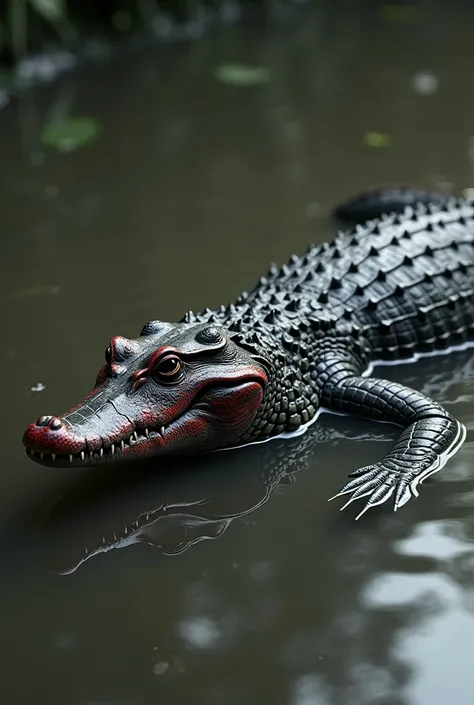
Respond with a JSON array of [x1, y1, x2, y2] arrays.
[[22, 189, 474, 518]]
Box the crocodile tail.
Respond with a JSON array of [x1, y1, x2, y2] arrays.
[[333, 187, 453, 224]]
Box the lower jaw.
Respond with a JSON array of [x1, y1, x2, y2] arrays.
[[25, 434, 164, 468]]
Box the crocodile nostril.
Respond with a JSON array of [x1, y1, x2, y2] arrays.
[[49, 417, 63, 431], [37, 415, 53, 427]]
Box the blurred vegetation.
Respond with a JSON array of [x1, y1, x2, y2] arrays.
[[0, 0, 300, 69]]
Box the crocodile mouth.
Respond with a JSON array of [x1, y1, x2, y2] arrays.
[[24, 423, 168, 467]]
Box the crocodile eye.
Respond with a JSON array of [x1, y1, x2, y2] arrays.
[[155, 355, 182, 381]]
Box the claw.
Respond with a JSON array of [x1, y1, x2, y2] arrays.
[[328, 474, 371, 500], [355, 484, 395, 520], [329, 460, 414, 519], [394, 478, 412, 509], [328, 466, 380, 501], [348, 464, 377, 478], [338, 474, 389, 511], [329, 419, 466, 519], [339, 489, 373, 511]]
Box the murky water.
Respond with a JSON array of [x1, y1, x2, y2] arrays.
[[2, 2, 474, 703]]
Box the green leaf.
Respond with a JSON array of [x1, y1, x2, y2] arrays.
[[214, 64, 271, 87], [41, 117, 100, 153], [379, 5, 420, 24], [363, 131, 391, 149], [29, 0, 65, 22]]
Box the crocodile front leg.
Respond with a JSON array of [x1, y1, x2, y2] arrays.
[[320, 369, 466, 519]]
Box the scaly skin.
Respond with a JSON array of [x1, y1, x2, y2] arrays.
[[23, 188, 474, 518]]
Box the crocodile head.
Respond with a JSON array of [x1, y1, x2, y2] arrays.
[[23, 321, 269, 467]]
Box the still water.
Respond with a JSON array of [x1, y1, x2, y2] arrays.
[[2, 2, 474, 703]]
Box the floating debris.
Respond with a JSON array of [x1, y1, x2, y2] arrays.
[[214, 64, 271, 87], [411, 71, 438, 95], [41, 116, 100, 153], [6, 285, 60, 301], [153, 661, 170, 676], [363, 131, 391, 149], [31, 382, 46, 392]]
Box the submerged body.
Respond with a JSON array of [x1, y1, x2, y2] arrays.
[[23, 189, 474, 518]]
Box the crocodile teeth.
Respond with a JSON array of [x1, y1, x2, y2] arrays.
[[121, 440, 125, 451], [159, 426, 165, 438], [69, 454, 73, 463], [111, 443, 115, 456], [51, 453, 56, 462], [81, 451, 85, 461], [89, 450, 94, 459], [145, 428, 149, 439], [100, 448, 104, 458], [40, 452, 44, 460]]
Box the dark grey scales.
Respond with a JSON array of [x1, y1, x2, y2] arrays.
[[23, 187, 474, 520], [190, 188, 474, 518]]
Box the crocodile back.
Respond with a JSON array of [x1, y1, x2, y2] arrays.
[[255, 200, 474, 361], [319, 201, 474, 359]]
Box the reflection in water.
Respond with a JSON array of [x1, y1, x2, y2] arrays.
[[362, 515, 474, 705], [42, 413, 392, 574], [38, 349, 474, 579], [164, 486, 474, 704]]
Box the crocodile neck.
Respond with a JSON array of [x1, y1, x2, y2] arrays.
[[178, 256, 371, 445]]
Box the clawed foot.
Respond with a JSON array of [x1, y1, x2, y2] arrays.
[[328, 451, 441, 520]]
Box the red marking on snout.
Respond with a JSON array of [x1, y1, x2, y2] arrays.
[[23, 421, 85, 454]]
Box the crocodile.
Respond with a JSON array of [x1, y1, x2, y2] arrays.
[[23, 187, 474, 519]]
